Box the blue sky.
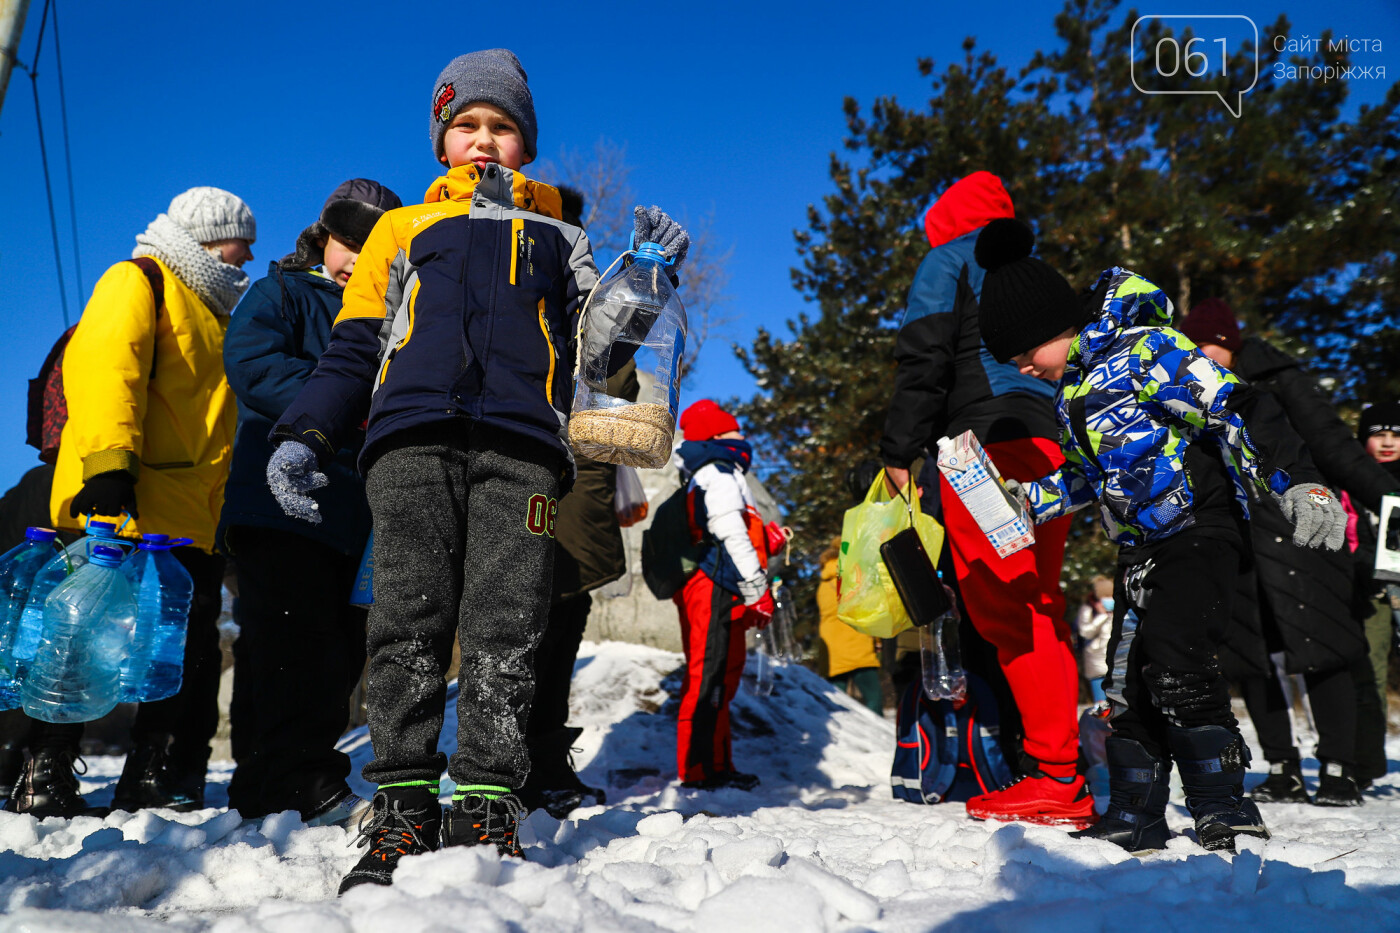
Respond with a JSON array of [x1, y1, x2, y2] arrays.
[[0, 0, 1396, 491]]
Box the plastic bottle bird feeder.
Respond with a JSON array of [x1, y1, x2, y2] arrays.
[[569, 242, 688, 469]]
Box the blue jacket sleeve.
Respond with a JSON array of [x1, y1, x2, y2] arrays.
[[1130, 329, 1319, 497], [225, 275, 319, 424], [1028, 450, 1098, 522], [881, 246, 964, 468]]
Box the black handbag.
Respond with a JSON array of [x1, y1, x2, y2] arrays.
[[880, 478, 952, 627]]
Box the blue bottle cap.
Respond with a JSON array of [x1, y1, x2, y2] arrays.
[[25, 527, 57, 543], [89, 545, 126, 568], [634, 242, 671, 265], [138, 533, 170, 550], [88, 521, 118, 536]]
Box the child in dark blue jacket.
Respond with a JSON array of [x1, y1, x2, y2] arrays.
[[266, 49, 690, 893], [221, 179, 401, 824]]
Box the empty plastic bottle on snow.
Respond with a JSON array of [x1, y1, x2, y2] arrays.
[[119, 534, 193, 703], [0, 527, 61, 709], [920, 611, 967, 702], [22, 544, 138, 723]]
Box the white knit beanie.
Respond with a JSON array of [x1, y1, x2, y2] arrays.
[[167, 186, 257, 244]]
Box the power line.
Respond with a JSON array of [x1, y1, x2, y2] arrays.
[[26, 1, 68, 329], [52, 0, 81, 302], [22, 0, 70, 327]]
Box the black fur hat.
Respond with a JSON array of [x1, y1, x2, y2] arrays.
[[280, 179, 403, 272]]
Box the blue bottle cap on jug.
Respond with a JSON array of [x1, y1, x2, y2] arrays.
[[89, 545, 126, 568], [138, 534, 170, 550], [634, 242, 671, 265], [25, 527, 57, 542], [88, 521, 117, 536]]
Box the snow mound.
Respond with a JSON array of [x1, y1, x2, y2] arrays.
[[1, 640, 1399, 931]]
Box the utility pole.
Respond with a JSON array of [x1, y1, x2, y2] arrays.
[[0, 0, 32, 122]]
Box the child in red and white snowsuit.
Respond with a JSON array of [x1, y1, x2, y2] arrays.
[[672, 400, 774, 790]]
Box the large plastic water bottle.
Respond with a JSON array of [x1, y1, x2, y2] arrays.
[[22, 545, 138, 723], [10, 521, 130, 682], [119, 534, 192, 703], [920, 611, 967, 702], [0, 528, 61, 709], [569, 241, 688, 469], [746, 627, 777, 697]]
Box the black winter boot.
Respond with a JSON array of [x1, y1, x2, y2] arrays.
[[519, 727, 605, 819], [339, 786, 442, 895], [441, 793, 525, 858], [1168, 725, 1269, 852], [165, 745, 211, 810], [1250, 758, 1310, 804], [0, 742, 24, 801], [6, 746, 106, 818], [1070, 736, 1171, 853], [111, 738, 200, 812], [1314, 759, 1363, 807]]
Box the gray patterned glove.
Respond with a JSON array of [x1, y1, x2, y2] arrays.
[[1277, 483, 1346, 551], [267, 440, 329, 525], [632, 205, 689, 275]]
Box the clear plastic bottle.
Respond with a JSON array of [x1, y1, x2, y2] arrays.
[[119, 534, 193, 703], [0, 527, 61, 709], [21, 544, 138, 723], [769, 581, 800, 663], [569, 242, 688, 469], [746, 627, 777, 697], [920, 611, 967, 702], [10, 520, 131, 683]]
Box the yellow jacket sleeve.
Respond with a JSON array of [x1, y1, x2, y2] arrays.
[[63, 262, 158, 480]]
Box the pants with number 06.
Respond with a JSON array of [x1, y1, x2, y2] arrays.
[[360, 423, 561, 791]]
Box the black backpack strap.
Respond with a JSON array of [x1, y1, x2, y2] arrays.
[[126, 257, 165, 379]]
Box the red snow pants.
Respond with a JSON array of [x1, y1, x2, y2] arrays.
[[674, 569, 751, 783], [942, 436, 1079, 776]]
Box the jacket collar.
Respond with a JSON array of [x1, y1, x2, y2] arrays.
[[423, 163, 563, 220]]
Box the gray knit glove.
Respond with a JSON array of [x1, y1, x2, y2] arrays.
[[267, 440, 328, 525], [1277, 483, 1346, 551], [632, 206, 689, 274]]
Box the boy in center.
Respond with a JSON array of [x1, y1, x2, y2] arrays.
[[266, 49, 689, 892]]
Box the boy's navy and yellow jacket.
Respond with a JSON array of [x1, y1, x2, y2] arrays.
[[273, 163, 599, 474], [1026, 268, 1321, 549]]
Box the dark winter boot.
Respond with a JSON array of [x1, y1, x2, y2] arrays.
[[1250, 758, 1310, 804], [111, 738, 200, 812], [165, 745, 211, 810], [339, 786, 442, 895], [0, 742, 24, 802], [1314, 759, 1363, 807], [1168, 725, 1269, 852], [682, 770, 762, 791], [518, 727, 606, 819], [440, 792, 524, 858], [1070, 736, 1171, 853], [6, 746, 107, 818]]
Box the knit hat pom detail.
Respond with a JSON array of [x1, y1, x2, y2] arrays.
[[974, 217, 1035, 272]]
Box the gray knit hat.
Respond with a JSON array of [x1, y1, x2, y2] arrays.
[[430, 49, 537, 162], [167, 186, 256, 244]]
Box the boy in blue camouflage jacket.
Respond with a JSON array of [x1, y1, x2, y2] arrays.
[[972, 218, 1346, 854]]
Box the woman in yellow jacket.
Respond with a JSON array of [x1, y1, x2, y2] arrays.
[[817, 538, 884, 714], [12, 188, 255, 820]]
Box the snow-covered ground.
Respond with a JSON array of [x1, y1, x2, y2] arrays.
[[1, 640, 1398, 931]]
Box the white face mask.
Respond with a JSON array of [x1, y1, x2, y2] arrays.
[[1100, 597, 1115, 613]]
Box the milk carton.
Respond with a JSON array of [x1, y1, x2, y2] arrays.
[[936, 430, 1035, 558]]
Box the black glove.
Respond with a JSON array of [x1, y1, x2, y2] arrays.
[[70, 471, 139, 519]]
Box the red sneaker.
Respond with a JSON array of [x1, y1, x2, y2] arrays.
[[965, 772, 1096, 829]]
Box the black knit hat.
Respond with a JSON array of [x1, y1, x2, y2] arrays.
[[975, 218, 1086, 363], [1358, 401, 1400, 440], [280, 179, 402, 271]]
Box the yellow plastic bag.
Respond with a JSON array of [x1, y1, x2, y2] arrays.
[[836, 472, 945, 638]]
